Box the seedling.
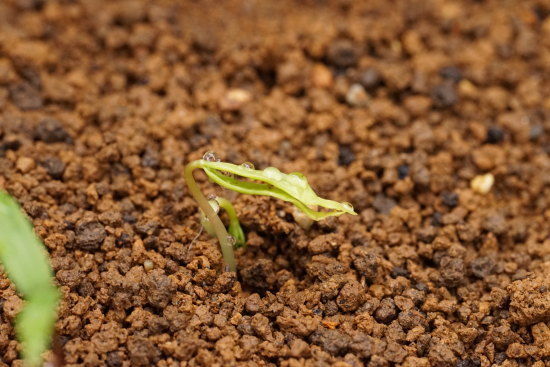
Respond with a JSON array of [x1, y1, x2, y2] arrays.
[[0, 191, 59, 367], [184, 152, 357, 271]]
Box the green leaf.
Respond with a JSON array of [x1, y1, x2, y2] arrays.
[[0, 192, 59, 367], [200, 161, 356, 220], [228, 218, 246, 248]]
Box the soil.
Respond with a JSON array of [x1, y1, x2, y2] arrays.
[[0, 0, 549, 366]]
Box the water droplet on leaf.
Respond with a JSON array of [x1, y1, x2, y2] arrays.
[[241, 162, 255, 170], [203, 151, 219, 162], [342, 202, 354, 212], [288, 173, 308, 188], [208, 199, 220, 214], [263, 167, 283, 180], [226, 235, 236, 247]]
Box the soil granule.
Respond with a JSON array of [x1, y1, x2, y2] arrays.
[[0, 0, 549, 366]]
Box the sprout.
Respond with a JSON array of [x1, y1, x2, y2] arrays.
[[0, 191, 59, 367], [184, 156, 356, 271]]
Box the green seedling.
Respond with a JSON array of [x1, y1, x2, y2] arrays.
[[200, 197, 246, 248], [184, 152, 357, 271], [0, 192, 59, 367]]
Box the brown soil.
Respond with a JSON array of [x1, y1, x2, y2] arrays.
[[1, 0, 549, 366]]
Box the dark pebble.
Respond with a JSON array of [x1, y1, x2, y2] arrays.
[[494, 353, 507, 365], [106, 351, 124, 367], [310, 329, 351, 356], [431, 81, 458, 107], [391, 266, 409, 278], [529, 125, 543, 140], [0, 138, 21, 154], [135, 220, 160, 236], [440, 256, 464, 287], [358, 67, 381, 89], [353, 251, 379, 281], [123, 214, 136, 223], [456, 358, 481, 367], [439, 66, 463, 83], [431, 212, 443, 226], [116, 233, 132, 247], [415, 282, 428, 291], [127, 336, 161, 366], [77, 279, 95, 297], [374, 298, 397, 324], [41, 157, 65, 179], [327, 39, 358, 68], [470, 256, 495, 278], [145, 271, 176, 309], [486, 126, 504, 144], [199, 115, 223, 139], [35, 118, 71, 143], [13, 0, 46, 11], [441, 192, 459, 208], [9, 82, 43, 110], [373, 194, 396, 215], [397, 164, 409, 179], [141, 148, 159, 168], [75, 221, 106, 251], [338, 145, 355, 166]]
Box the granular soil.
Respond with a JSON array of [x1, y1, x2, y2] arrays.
[[0, 0, 549, 366]]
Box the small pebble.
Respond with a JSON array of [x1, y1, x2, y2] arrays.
[[486, 126, 504, 144], [41, 157, 65, 179], [471, 173, 494, 194], [16, 157, 35, 173], [358, 67, 381, 89], [346, 83, 369, 107], [397, 165, 409, 179], [9, 81, 43, 110], [529, 125, 543, 140], [327, 39, 358, 68], [373, 194, 396, 215], [439, 66, 463, 83], [291, 207, 314, 230], [431, 212, 443, 226], [338, 145, 355, 166], [441, 192, 459, 207], [35, 118, 71, 143], [219, 88, 251, 111], [144, 260, 154, 271], [458, 79, 477, 97], [431, 81, 458, 107], [311, 63, 333, 88]]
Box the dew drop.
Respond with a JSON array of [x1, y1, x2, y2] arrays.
[[207, 193, 217, 200], [226, 235, 236, 247], [288, 173, 308, 188], [241, 162, 255, 170], [263, 166, 283, 180], [203, 151, 219, 162], [342, 202, 354, 212], [208, 199, 220, 213]]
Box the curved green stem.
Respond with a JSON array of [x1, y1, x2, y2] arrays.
[[184, 161, 236, 272], [216, 197, 246, 248]]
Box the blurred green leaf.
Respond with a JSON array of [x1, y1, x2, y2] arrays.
[[0, 192, 59, 367]]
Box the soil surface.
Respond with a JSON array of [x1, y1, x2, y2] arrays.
[[1, 0, 549, 366]]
